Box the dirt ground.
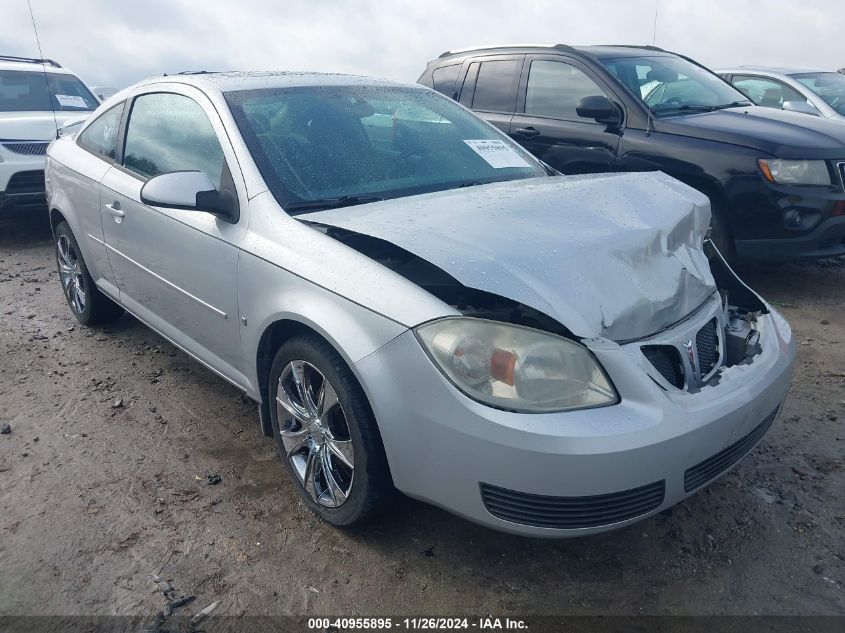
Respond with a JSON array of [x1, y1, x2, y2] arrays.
[[0, 210, 843, 619]]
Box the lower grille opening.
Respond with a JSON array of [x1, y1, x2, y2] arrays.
[[6, 170, 45, 195], [480, 480, 665, 529], [2, 141, 49, 156], [684, 407, 779, 493], [642, 345, 684, 388]]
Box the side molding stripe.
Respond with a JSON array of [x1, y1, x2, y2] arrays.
[[87, 234, 228, 319]]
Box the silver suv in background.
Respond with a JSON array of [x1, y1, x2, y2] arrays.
[[0, 55, 98, 212], [718, 67, 845, 123]]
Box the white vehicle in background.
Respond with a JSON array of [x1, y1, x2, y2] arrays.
[[0, 55, 99, 212], [91, 86, 118, 101], [718, 66, 845, 123]]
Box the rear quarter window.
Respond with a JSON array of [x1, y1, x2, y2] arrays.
[[432, 64, 461, 98], [77, 102, 125, 160]]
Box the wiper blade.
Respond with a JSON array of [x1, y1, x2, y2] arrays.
[[650, 100, 753, 116], [284, 194, 384, 213], [710, 100, 753, 110], [650, 104, 719, 114]]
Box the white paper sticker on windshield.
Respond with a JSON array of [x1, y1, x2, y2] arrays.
[[463, 139, 531, 168], [55, 94, 88, 108]]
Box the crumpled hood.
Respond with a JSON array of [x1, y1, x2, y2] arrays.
[[0, 111, 90, 141], [304, 172, 716, 341]]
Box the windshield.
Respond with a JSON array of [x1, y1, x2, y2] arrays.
[[0, 70, 98, 113], [600, 56, 750, 116], [225, 86, 547, 213], [791, 72, 845, 115]]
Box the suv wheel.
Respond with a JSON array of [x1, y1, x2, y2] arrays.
[[269, 335, 391, 526], [54, 222, 124, 325]]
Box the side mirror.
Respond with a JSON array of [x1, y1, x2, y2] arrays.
[[576, 95, 619, 124], [140, 171, 238, 221], [782, 100, 819, 116]]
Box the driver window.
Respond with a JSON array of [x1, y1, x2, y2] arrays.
[[525, 60, 607, 120], [123, 92, 226, 189]]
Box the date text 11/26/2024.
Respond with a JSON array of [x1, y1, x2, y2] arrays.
[[307, 617, 528, 630]]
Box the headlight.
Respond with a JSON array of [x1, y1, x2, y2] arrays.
[[758, 159, 831, 185], [415, 318, 618, 413]]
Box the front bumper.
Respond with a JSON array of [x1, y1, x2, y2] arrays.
[[729, 173, 845, 261], [736, 215, 845, 260], [354, 309, 795, 537], [0, 145, 47, 211]]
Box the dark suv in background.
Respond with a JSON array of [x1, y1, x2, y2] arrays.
[[418, 45, 845, 261]]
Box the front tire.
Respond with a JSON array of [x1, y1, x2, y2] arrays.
[[269, 335, 391, 526], [54, 221, 123, 326]]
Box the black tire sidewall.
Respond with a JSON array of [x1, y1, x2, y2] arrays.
[[268, 336, 381, 526]]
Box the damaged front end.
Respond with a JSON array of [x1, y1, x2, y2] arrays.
[[631, 244, 769, 393], [307, 227, 574, 337], [314, 221, 773, 395], [301, 172, 786, 398]]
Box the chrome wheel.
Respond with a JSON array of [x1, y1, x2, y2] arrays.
[[276, 359, 354, 507], [57, 234, 85, 315]]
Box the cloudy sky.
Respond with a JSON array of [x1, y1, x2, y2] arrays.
[[1, 0, 842, 89]]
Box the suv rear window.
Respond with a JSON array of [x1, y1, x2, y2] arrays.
[[432, 64, 461, 97], [0, 70, 98, 112], [470, 60, 519, 112]]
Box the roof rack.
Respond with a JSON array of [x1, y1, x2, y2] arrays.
[[438, 43, 576, 58], [163, 70, 218, 76], [593, 44, 668, 53], [0, 55, 61, 68]]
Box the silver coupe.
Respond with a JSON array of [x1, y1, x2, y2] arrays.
[[45, 71, 795, 536]]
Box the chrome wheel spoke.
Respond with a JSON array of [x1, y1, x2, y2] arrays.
[[280, 428, 309, 457], [317, 380, 339, 418], [326, 437, 354, 470], [276, 374, 310, 422], [302, 446, 319, 500], [289, 360, 321, 420], [74, 282, 86, 312], [321, 447, 347, 506], [57, 237, 73, 268]]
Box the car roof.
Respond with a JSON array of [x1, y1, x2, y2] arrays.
[[144, 71, 421, 93], [435, 44, 678, 62], [717, 66, 830, 76], [575, 45, 677, 59]]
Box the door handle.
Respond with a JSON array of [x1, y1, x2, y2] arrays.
[[105, 201, 124, 223], [513, 127, 540, 138]]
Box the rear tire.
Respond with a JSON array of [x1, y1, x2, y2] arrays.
[[269, 335, 392, 526], [54, 221, 124, 326]]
